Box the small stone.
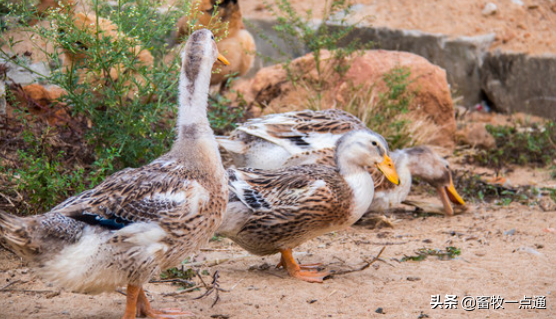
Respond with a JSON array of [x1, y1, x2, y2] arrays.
[[422, 239, 432, 243], [407, 276, 421, 282], [375, 307, 385, 314], [482, 3, 498, 16], [504, 228, 516, 236]]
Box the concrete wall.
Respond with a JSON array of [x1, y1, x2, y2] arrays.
[[244, 18, 556, 119]]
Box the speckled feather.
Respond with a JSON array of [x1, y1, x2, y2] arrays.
[[224, 165, 354, 255], [217, 109, 373, 169]]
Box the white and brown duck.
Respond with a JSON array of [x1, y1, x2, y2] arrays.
[[0, 29, 230, 319]]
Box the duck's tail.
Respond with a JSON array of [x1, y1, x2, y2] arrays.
[[0, 210, 37, 258]]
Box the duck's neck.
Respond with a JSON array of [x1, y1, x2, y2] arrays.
[[176, 60, 212, 140], [391, 150, 411, 187], [337, 159, 375, 220], [170, 57, 224, 175]]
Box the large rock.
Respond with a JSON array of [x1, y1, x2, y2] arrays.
[[481, 52, 556, 118], [233, 50, 457, 149], [244, 18, 495, 107]]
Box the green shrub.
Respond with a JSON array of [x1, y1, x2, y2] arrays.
[[0, 0, 235, 215]]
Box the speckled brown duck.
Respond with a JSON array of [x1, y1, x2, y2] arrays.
[[217, 130, 400, 283], [0, 29, 230, 319]]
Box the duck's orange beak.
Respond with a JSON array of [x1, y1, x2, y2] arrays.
[[437, 173, 465, 216], [217, 53, 230, 65], [376, 154, 400, 186]]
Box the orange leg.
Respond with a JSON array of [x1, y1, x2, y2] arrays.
[[136, 287, 194, 318], [122, 284, 141, 319], [278, 249, 329, 283], [276, 256, 322, 270]]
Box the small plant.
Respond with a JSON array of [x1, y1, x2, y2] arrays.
[[453, 170, 546, 206], [468, 122, 556, 169], [401, 246, 461, 262], [160, 266, 197, 289], [345, 67, 417, 149]]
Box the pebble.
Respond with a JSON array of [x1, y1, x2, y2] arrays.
[[407, 276, 421, 281], [375, 307, 385, 314], [482, 3, 498, 15]]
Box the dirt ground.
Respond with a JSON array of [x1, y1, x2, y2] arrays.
[[1, 166, 555, 319], [1, 1, 555, 318], [241, 0, 556, 55]]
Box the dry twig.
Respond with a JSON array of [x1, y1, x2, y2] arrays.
[[193, 270, 227, 308], [325, 246, 386, 279]]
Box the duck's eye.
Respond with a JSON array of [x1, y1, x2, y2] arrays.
[[372, 141, 377, 146]]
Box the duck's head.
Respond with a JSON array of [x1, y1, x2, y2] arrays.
[[403, 146, 465, 216], [335, 130, 400, 185], [181, 29, 230, 70]]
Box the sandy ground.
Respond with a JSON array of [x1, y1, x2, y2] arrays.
[[1, 191, 555, 318], [241, 0, 556, 55]]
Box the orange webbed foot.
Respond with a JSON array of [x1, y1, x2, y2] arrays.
[[278, 249, 328, 283], [136, 288, 195, 318], [291, 269, 329, 283]]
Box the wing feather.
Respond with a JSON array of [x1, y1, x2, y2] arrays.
[[51, 160, 207, 230]]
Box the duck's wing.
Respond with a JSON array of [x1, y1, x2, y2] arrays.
[[283, 148, 336, 167], [235, 110, 366, 153], [51, 159, 209, 230], [227, 165, 351, 231]]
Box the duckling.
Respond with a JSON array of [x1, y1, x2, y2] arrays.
[[0, 29, 229, 319], [216, 109, 366, 169], [176, 0, 256, 88], [217, 130, 399, 282]]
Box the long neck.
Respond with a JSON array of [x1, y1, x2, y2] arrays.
[[169, 55, 224, 175], [176, 59, 212, 140]]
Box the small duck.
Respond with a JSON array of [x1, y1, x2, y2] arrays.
[[217, 130, 399, 282], [0, 29, 229, 319], [367, 146, 465, 216], [177, 0, 256, 89], [216, 109, 366, 169]]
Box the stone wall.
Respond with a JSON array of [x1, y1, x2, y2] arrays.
[[244, 18, 556, 119]]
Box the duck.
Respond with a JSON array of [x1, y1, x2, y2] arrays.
[[286, 146, 466, 216], [176, 0, 256, 89], [367, 146, 465, 216], [217, 109, 465, 216], [217, 130, 400, 282], [216, 109, 366, 169], [0, 29, 230, 319]]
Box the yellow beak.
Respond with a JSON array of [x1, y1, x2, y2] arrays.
[[446, 174, 465, 205], [217, 53, 230, 66], [375, 154, 400, 185], [437, 173, 465, 216]]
